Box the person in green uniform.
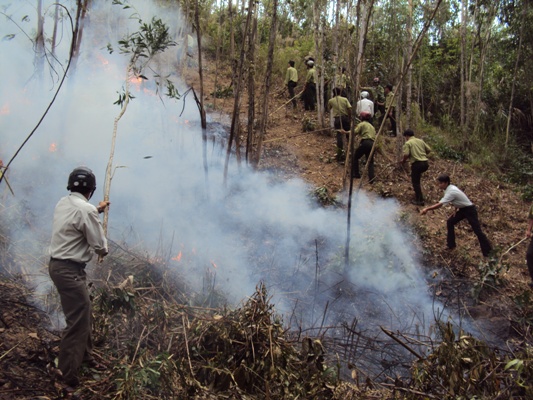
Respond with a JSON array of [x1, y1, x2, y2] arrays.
[[401, 129, 431, 205], [328, 87, 352, 161], [303, 60, 316, 111], [372, 77, 385, 118], [525, 204, 533, 288], [285, 60, 298, 108], [352, 113, 376, 182], [384, 84, 397, 136]]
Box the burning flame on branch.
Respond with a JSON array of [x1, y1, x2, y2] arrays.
[[49, 143, 58, 152], [171, 251, 182, 262]]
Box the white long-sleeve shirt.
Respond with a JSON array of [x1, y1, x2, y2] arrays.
[[50, 192, 108, 263], [439, 184, 474, 208], [356, 98, 374, 117]]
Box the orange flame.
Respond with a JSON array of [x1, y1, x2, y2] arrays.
[[211, 261, 217, 269], [96, 53, 109, 65], [0, 103, 9, 115], [49, 143, 58, 152], [172, 251, 182, 262]]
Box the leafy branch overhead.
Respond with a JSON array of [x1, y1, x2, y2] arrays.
[[106, 16, 180, 106]]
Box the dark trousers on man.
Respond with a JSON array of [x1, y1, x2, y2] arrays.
[[526, 239, 533, 284], [411, 160, 429, 204], [49, 258, 93, 386], [287, 81, 297, 108], [353, 139, 375, 182], [387, 113, 397, 136], [303, 83, 316, 111], [334, 116, 351, 160], [447, 205, 492, 257]]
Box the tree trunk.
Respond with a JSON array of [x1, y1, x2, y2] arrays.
[[313, 1, 324, 125], [245, 5, 257, 163], [51, 3, 59, 56], [195, 0, 206, 130], [460, 0, 467, 142], [34, 0, 45, 78], [223, 0, 254, 184], [406, 0, 413, 128], [253, 0, 278, 167], [505, 2, 526, 150]]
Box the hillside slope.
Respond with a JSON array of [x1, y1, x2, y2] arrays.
[[184, 60, 533, 340]]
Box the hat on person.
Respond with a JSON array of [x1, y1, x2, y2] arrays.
[[307, 60, 314, 66]]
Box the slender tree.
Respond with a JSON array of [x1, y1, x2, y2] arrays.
[[254, 0, 279, 167]]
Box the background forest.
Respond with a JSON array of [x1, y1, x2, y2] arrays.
[[173, 0, 533, 193]]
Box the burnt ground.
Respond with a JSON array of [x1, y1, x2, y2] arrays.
[[183, 59, 533, 343]]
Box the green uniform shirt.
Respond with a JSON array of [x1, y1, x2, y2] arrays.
[[403, 137, 431, 163], [374, 85, 385, 104], [285, 67, 298, 84], [355, 121, 376, 141], [328, 95, 351, 118], [385, 91, 396, 109], [338, 73, 348, 88], [306, 67, 316, 84]]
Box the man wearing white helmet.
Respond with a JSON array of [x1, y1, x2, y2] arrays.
[[356, 91, 374, 122]]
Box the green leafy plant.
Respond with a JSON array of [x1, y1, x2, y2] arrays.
[[472, 257, 508, 300]]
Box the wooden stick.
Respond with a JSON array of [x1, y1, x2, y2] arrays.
[[0, 169, 14, 196]]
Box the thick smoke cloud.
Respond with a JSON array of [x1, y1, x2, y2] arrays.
[[0, 0, 447, 353]]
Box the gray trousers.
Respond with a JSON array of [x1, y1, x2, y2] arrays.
[[49, 258, 93, 385]]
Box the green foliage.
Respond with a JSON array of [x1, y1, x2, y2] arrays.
[[211, 85, 233, 98], [113, 90, 135, 107], [410, 322, 533, 399], [424, 131, 466, 162], [312, 186, 338, 206], [513, 290, 533, 327], [471, 256, 508, 301], [114, 353, 175, 399], [107, 6, 179, 106], [302, 117, 315, 132]]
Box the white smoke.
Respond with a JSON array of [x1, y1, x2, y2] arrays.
[[0, 0, 451, 364]]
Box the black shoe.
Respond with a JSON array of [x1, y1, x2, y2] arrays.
[[410, 200, 425, 206]]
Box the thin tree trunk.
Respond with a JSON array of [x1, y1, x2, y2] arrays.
[[505, 2, 526, 150], [51, 3, 59, 56], [406, 0, 413, 128], [253, 0, 278, 167], [223, 0, 254, 184], [103, 65, 132, 235], [34, 0, 45, 78], [229, 0, 236, 88], [313, 1, 324, 125], [460, 0, 467, 140], [245, 7, 257, 163], [195, 0, 206, 130], [213, 0, 224, 111]]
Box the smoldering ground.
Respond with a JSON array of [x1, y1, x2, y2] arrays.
[[0, 0, 458, 377]]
